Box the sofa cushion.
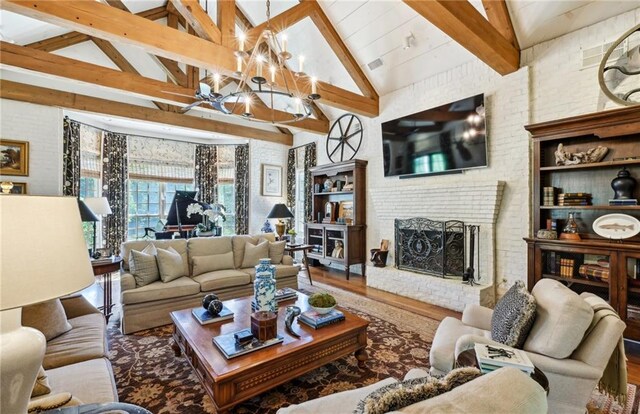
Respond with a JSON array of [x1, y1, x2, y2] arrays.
[[157, 246, 187, 282], [43, 313, 107, 370], [242, 240, 269, 268], [129, 244, 160, 287], [491, 281, 537, 348], [121, 276, 200, 305], [31, 366, 51, 398], [40, 358, 118, 404], [121, 239, 188, 272], [192, 251, 235, 276], [241, 264, 299, 280], [193, 269, 252, 292], [188, 236, 233, 260], [524, 278, 594, 359], [263, 240, 286, 264], [23, 299, 73, 341], [429, 316, 490, 374], [232, 235, 260, 269]]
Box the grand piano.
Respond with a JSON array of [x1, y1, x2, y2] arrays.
[[150, 190, 210, 239]]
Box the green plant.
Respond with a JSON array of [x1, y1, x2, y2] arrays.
[[287, 228, 297, 236], [308, 293, 336, 308]]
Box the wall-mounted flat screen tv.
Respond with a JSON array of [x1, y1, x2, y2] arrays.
[[381, 94, 487, 178]]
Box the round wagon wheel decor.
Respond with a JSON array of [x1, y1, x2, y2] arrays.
[[326, 114, 363, 163], [598, 23, 640, 106]]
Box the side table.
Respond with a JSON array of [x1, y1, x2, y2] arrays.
[[455, 349, 549, 394], [91, 256, 122, 323], [284, 244, 314, 285]]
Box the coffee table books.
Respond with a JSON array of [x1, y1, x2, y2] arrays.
[[298, 309, 345, 329], [213, 328, 284, 359], [192, 306, 234, 325], [474, 343, 534, 374]]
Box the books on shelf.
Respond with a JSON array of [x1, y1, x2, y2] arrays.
[[559, 258, 576, 278], [191, 306, 234, 325], [578, 264, 610, 281], [474, 343, 534, 375], [213, 328, 284, 359], [543, 186, 556, 206], [558, 193, 592, 206], [609, 199, 638, 206], [298, 309, 345, 329]]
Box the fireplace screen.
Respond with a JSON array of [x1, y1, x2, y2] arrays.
[[394, 217, 465, 278]]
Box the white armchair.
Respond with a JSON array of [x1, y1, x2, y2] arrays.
[[429, 279, 626, 414]]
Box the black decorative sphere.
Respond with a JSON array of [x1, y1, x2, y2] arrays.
[[612, 167, 636, 199], [207, 299, 223, 316], [202, 293, 219, 310]]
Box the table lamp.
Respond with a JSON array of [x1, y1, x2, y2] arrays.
[[83, 197, 112, 256], [266, 203, 294, 239], [78, 198, 99, 256], [1, 196, 95, 414]]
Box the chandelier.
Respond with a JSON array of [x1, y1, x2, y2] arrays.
[[195, 0, 320, 124]]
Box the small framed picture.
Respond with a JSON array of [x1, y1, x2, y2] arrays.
[[1, 139, 29, 176], [94, 247, 113, 259], [338, 201, 354, 220], [262, 164, 282, 197], [7, 182, 27, 194]]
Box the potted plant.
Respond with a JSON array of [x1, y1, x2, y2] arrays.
[[287, 228, 297, 244], [187, 203, 226, 236]]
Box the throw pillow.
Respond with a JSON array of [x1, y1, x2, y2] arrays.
[[192, 251, 235, 276], [491, 280, 537, 348], [129, 244, 159, 287], [31, 366, 51, 398], [354, 367, 482, 414], [156, 246, 186, 282], [241, 240, 269, 268], [22, 298, 72, 341], [263, 239, 286, 264]]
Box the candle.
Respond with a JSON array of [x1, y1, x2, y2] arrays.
[[236, 56, 242, 72], [295, 98, 301, 115], [311, 76, 317, 95], [282, 34, 288, 53], [238, 32, 246, 52], [213, 73, 220, 94], [298, 55, 305, 73], [257, 56, 263, 77], [245, 96, 251, 114], [270, 65, 276, 84]]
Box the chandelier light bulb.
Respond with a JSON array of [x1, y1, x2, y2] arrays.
[[282, 34, 288, 53], [295, 97, 302, 115], [463, 130, 470, 140], [467, 114, 475, 123], [238, 32, 246, 52], [270, 65, 277, 84], [236, 55, 243, 73], [298, 55, 305, 73], [474, 114, 482, 124], [311, 77, 317, 95], [469, 128, 477, 137], [244, 95, 251, 115], [213, 73, 220, 94], [256, 55, 264, 77]]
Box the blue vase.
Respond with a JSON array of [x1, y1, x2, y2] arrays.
[[254, 258, 276, 312]]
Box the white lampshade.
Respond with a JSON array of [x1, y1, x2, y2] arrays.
[[0, 196, 95, 311], [83, 196, 112, 216]]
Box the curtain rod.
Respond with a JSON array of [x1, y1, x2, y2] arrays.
[[289, 142, 317, 151], [64, 116, 245, 147]]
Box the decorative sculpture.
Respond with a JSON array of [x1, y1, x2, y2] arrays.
[[284, 305, 301, 338], [554, 143, 608, 166]]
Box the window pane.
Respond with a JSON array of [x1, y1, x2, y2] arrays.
[[148, 203, 160, 215], [149, 192, 159, 203]]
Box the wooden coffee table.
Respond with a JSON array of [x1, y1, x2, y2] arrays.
[[170, 293, 369, 414]]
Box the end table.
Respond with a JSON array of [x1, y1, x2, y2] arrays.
[[284, 244, 314, 285], [91, 256, 122, 323]]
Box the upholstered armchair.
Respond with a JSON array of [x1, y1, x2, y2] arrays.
[[429, 279, 626, 414]]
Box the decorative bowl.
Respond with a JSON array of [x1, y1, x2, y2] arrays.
[[311, 305, 336, 315]]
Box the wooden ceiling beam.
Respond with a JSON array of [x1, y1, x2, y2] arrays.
[[2, 0, 378, 116], [0, 80, 292, 144], [104, 0, 128, 12], [168, 0, 221, 43], [403, 0, 519, 75], [244, 1, 314, 51], [307, 1, 377, 99], [481, 0, 519, 49], [218, 0, 236, 48], [160, 11, 188, 87]]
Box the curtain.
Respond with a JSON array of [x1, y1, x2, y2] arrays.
[[286, 148, 296, 224], [194, 145, 218, 204], [234, 144, 249, 235], [62, 117, 81, 196], [128, 135, 194, 183], [303, 143, 317, 222], [102, 132, 128, 255]]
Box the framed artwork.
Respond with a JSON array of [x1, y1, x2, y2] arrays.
[[338, 201, 354, 220], [0, 139, 29, 176], [6, 182, 27, 194], [262, 164, 282, 197]]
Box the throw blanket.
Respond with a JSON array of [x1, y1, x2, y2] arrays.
[[583, 295, 627, 404]]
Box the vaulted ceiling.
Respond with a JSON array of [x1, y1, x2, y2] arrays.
[[0, 1, 636, 144]]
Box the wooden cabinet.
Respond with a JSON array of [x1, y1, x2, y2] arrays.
[[525, 106, 640, 340], [305, 159, 367, 279]]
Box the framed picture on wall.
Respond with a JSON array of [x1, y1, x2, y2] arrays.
[[7, 182, 28, 194], [262, 164, 282, 197], [0, 139, 29, 176]]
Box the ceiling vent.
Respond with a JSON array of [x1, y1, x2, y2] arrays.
[[581, 39, 627, 69], [367, 58, 384, 71]]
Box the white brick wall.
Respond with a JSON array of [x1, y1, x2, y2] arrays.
[[0, 99, 63, 195]]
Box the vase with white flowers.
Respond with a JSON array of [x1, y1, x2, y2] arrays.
[[186, 203, 226, 236]]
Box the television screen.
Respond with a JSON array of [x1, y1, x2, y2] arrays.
[[381, 94, 487, 178]]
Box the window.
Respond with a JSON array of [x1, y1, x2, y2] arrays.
[[294, 169, 305, 236], [127, 180, 195, 240], [217, 146, 236, 236], [79, 177, 99, 199]]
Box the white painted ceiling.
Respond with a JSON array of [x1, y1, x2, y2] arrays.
[[0, 0, 638, 119]]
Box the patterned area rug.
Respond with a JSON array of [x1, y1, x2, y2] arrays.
[[108, 281, 638, 413]]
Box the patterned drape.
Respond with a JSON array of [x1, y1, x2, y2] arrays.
[[303, 143, 317, 222], [286, 148, 296, 223], [62, 118, 81, 196], [102, 132, 128, 255], [234, 144, 249, 235], [194, 145, 218, 204]]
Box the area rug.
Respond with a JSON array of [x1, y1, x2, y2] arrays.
[[107, 281, 639, 413]]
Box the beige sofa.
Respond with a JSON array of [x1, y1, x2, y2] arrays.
[[277, 366, 547, 413], [26, 295, 118, 407], [119, 234, 300, 334]]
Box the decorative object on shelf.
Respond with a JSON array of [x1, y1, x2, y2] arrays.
[[287, 228, 297, 245], [593, 213, 640, 240], [202, 293, 224, 316], [251, 311, 278, 342], [343, 174, 354, 192], [0, 181, 13, 194], [598, 24, 640, 106], [611, 167, 636, 199], [314, 183, 320, 193], [323, 178, 333, 192], [262, 164, 282, 197], [554, 143, 608, 166], [308, 293, 337, 315], [326, 114, 363, 163], [335, 180, 344, 191], [180, 0, 319, 122], [0, 139, 29, 176], [370, 239, 390, 267], [559, 212, 581, 240], [1, 196, 95, 414], [254, 259, 277, 312], [323, 201, 338, 223], [284, 305, 301, 338], [536, 229, 558, 240], [186, 202, 226, 236], [83, 197, 112, 258], [267, 203, 294, 239], [331, 240, 344, 259], [261, 219, 274, 233], [338, 201, 354, 222]]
